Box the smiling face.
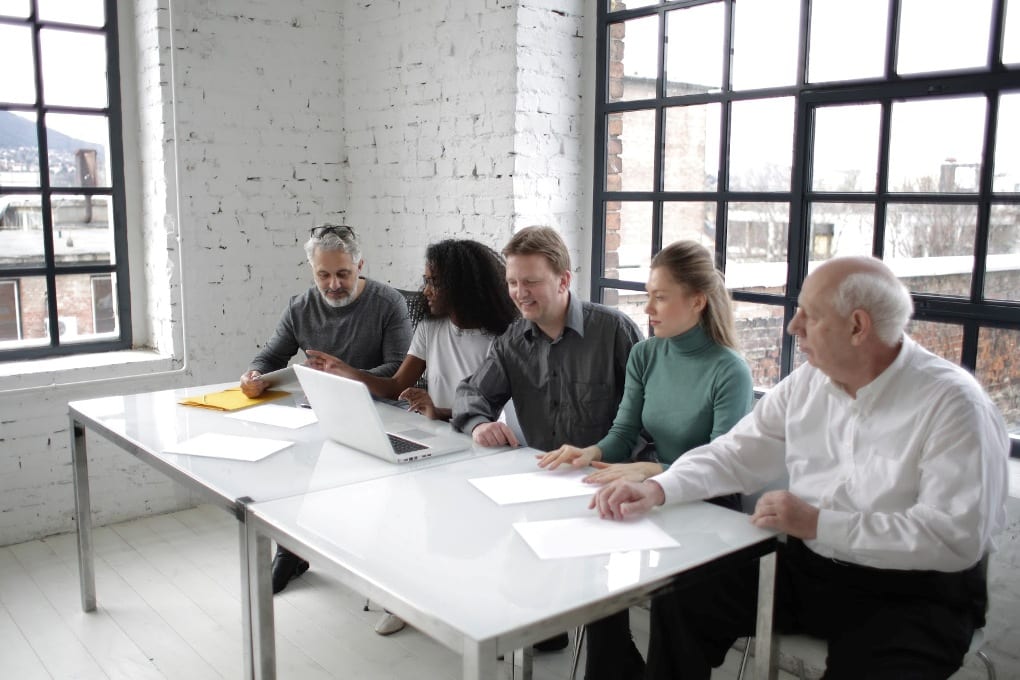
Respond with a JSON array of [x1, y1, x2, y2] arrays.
[[504, 253, 570, 332], [644, 266, 706, 338], [311, 248, 363, 307]]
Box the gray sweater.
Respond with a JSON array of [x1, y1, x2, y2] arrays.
[[249, 278, 411, 377]]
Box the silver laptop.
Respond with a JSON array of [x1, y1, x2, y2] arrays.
[[293, 364, 471, 463]]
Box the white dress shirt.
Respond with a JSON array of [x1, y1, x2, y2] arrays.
[[652, 335, 1009, 572]]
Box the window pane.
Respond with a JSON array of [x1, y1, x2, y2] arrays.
[[808, 0, 888, 82], [897, 0, 993, 74], [808, 202, 875, 262], [1006, 0, 1020, 65], [609, 0, 657, 11], [665, 3, 724, 95], [728, 97, 794, 191], [53, 194, 113, 265], [993, 93, 1020, 193], [985, 204, 1020, 301], [662, 201, 716, 250], [0, 193, 44, 268], [733, 300, 786, 389], [811, 104, 880, 192], [0, 274, 47, 349], [55, 271, 119, 343], [40, 28, 108, 108], [38, 0, 105, 27], [606, 109, 656, 192], [0, 111, 40, 184], [976, 326, 1020, 434], [91, 274, 115, 333], [0, 24, 36, 105], [46, 113, 110, 188], [731, 0, 800, 90], [605, 200, 652, 282], [663, 103, 720, 191], [0, 0, 30, 18], [888, 97, 986, 193], [906, 319, 963, 365], [605, 288, 650, 332], [726, 201, 789, 294], [885, 203, 977, 296], [608, 15, 658, 103]]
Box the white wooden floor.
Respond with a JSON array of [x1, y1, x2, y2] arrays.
[[0, 503, 995, 680]]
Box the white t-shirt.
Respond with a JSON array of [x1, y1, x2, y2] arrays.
[[407, 317, 494, 409]]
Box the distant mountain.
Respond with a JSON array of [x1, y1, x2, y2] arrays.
[[0, 110, 99, 152]]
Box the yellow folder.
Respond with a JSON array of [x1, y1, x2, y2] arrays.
[[178, 387, 291, 411]]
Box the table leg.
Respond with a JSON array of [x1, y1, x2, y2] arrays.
[[463, 639, 498, 679], [244, 509, 276, 680], [71, 418, 96, 612], [753, 552, 778, 680]]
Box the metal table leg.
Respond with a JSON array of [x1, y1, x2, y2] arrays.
[[243, 505, 276, 680], [753, 552, 778, 680], [71, 418, 96, 612]]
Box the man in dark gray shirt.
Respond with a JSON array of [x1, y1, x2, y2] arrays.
[[240, 224, 412, 594]]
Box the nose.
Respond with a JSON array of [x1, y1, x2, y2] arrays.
[[787, 309, 804, 336], [643, 297, 654, 316]]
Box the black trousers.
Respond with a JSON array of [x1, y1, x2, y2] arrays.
[[645, 538, 986, 680], [583, 494, 742, 680]]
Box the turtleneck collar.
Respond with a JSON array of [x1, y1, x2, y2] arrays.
[[665, 323, 714, 354]]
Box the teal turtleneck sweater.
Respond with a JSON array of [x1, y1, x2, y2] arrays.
[[596, 324, 753, 467]]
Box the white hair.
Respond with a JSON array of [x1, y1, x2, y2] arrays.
[[304, 225, 361, 264], [830, 271, 913, 346]]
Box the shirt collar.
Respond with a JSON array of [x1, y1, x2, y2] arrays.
[[823, 333, 913, 411], [524, 292, 584, 342]]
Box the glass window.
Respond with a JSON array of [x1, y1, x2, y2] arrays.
[[608, 15, 658, 104], [0, 24, 36, 104], [726, 201, 789, 294], [985, 204, 1020, 302], [897, 0, 994, 74], [884, 203, 976, 296], [993, 93, 1020, 193], [665, 3, 724, 96], [733, 300, 786, 388], [0, 279, 19, 341], [906, 319, 963, 364], [38, 0, 105, 27], [662, 201, 717, 251], [40, 28, 108, 108], [663, 103, 720, 192], [888, 97, 986, 193], [731, 0, 800, 91], [1005, 0, 1020, 65], [808, 202, 875, 262], [811, 104, 881, 192], [728, 97, 794, 191], [976, 326, 1020, 434], [0, 0, 30, 19], [808, 0, 888, 83], [606, 109, 656, 192], [606, 200, 653, 281]]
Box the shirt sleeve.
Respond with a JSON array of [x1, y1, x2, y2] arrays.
[[366, 292, 412, 377], [249, 298, 300, 374], [651, 378, 790, 504], [451, 337, 512, 434], [406, 321, 428, 361], [596, 345, 646, 462], [813, 388, 1009, 571]]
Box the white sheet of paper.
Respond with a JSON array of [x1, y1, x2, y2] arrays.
[[514, 516, 680, 559], [225, 403, 318, 429], [469, 468, 597, 505], [163, 432, 294, 462]]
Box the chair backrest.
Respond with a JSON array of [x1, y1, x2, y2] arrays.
[[396, 288, 428, 389]]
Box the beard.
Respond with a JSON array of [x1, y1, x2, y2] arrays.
[[319, 287, 354, 308]]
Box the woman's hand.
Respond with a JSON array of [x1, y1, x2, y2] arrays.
[[305, 349, 355, 378], [399, 387, 437, 419], [582, 460, 663, 485], [536, 444, 600, 470]]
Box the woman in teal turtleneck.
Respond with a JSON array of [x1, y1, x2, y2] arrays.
[[538, 240, 753, 680]]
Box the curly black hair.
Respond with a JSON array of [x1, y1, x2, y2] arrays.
[[410, 239, 519, 335]]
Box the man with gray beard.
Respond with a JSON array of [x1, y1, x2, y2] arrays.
[[239, 224, 412, 593]]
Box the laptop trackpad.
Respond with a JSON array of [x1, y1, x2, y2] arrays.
[[394, 427, 436, 443]]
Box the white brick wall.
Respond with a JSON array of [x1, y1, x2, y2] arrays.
[[0, 0, 593, 546]]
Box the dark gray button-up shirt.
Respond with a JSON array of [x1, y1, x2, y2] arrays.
[[452, 293, 643, 451]]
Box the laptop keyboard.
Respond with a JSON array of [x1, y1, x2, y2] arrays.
[[388, 433, 428, 454]]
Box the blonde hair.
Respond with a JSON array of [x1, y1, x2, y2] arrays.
[[502, 226, 570, 275], [651, 241, 738, 349]]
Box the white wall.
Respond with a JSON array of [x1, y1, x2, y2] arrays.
[[0, 0, 593, 546]]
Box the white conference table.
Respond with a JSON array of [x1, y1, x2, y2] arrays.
[[244, 449, 780, 680], [68, 381, 500, 678]]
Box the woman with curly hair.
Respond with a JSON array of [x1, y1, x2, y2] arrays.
[[307, 238, 518, 421]]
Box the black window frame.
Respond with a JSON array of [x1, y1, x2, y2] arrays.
[[0, 0, 131, 361], [592, 0, 1020, 384]]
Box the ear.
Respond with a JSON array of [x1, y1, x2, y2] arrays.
[[356, 259, 365, 274], [559, 269, 572, 293], [692, 291, 707, 315], [849, 309, 871, 346]]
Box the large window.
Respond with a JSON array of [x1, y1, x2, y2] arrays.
[[0, 0, 130, 359], [593, 0, 1020, 434]]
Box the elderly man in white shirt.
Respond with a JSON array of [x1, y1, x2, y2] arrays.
[[592, 256, 1009, 680]]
